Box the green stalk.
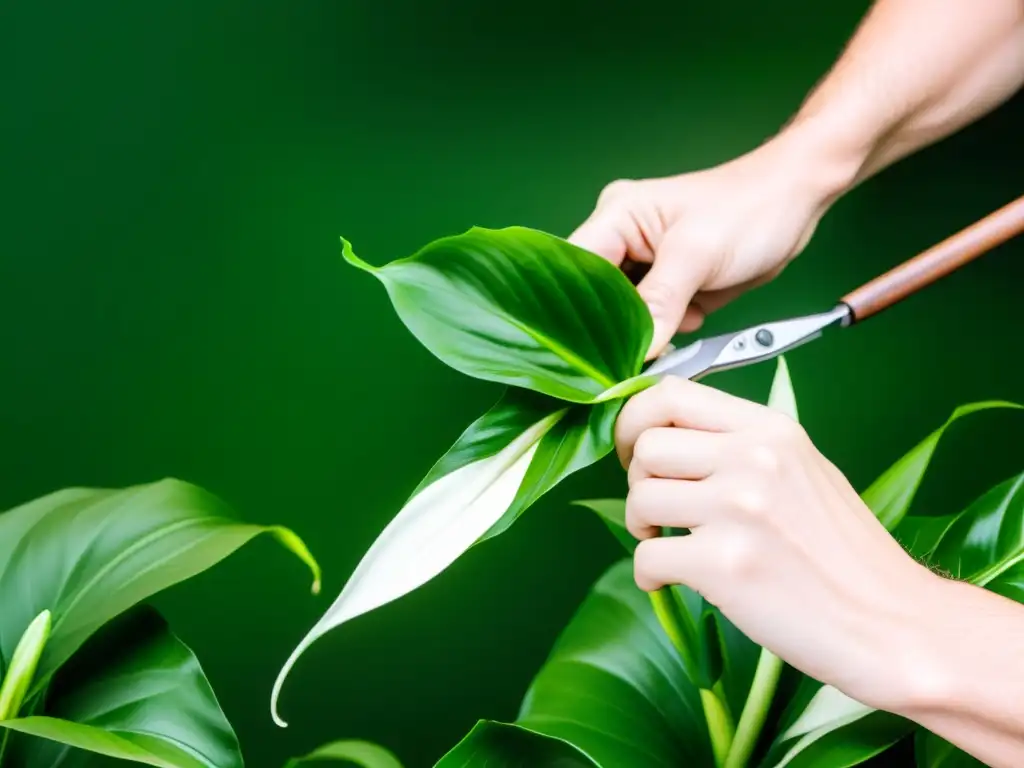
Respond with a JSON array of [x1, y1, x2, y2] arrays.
[[724, 649, 784, 768], [649, 589, 734, 766]]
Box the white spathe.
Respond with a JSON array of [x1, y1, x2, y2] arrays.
[[270, 409, 564, 726]]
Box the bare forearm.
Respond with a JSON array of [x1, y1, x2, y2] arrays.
[[893, 577, 1024, 767], [780, 0, 1024, 198]]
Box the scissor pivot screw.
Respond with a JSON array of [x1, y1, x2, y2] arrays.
[[755, 329, 774, 347]]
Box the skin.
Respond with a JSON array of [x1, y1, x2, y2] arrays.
[[568, 1, 1024, 765]]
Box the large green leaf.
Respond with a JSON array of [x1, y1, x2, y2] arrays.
[[913, 729, 985, 768], [285, 739, 404, 768], [1, 606, 241, 768], [0, 478, 319, 696], [513, 559, 715, 767], [435, 721, 598, 767], [861, 401, 1021, 530], [272, 389, 629, 726], [342, 226, 653, 403]]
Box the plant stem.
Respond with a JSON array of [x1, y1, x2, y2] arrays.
[[701, 687, 736, 768], [724, 649, 784, 768], [649, 589, 734, 766], [0, 728, 9, 768]]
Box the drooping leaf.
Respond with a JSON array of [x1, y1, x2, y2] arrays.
[[860, 401, 1021, 530], [0, 478, 320, 696], [1, 606, 241, 768], [272, 389, 629, 726], [342, 226, 654, 403], [434, 720, 598, 767], [285, 739, 404, 768]]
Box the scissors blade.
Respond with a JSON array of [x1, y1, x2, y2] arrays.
[[645, 303, 851, 381]]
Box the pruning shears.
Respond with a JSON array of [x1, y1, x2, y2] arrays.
[[643, 194, 1024, 381]]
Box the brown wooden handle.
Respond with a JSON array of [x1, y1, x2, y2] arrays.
[[841, 194, 1024, 323]]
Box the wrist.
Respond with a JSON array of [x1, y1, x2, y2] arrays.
[[879, 573, 997, 721], [767, 112, 875, 209]]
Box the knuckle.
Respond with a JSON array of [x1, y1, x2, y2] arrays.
[[598, 178, 637, 206], [718, 533, 760, 580], [742, 442, 782, 477], [637, 278, 681, 313], [624, 481, 653, 539], [632, 539, 662, 591], [631, 430, 661, 469], [727, 486, 769, 518]]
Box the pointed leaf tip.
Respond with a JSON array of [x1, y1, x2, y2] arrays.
[[340, 237, 377, 273]]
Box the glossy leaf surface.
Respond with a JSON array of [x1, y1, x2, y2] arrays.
[[434, 721, 597, 767], [285, 739, 404, 768], [861, 401, 1021, 530], [272, 389, 626, 725], [758, 680, 911, 768], [0, 478, 319, 695], [2, 607, 240, 768], [342, 226, 653, 403], [513, 559, 715, 766]]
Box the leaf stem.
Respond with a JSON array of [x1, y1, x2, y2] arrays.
[[649, 589, 734, 766], [701, 688, 736, 768], [724, 648, 784, 768]]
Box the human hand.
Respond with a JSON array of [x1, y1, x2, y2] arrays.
[[569, 129, 857, 358], [614, 376, 945, 713]]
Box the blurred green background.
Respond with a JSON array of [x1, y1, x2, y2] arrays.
[[2, 1, 1022, 766]]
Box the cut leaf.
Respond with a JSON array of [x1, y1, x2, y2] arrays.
[[272, 389, 628, 726], [0, 478, 320, 696], [285, 739, 404, 768], [1, 606, 241, 768], [434, 721, 597, 767], [342, 226, 653, 403], [766, 356, 799, 421], [860, 401, 1022, 530]]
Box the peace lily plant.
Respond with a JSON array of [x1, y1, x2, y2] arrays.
[[0, 479, 322, 767], [273, 226, 1024, 768]]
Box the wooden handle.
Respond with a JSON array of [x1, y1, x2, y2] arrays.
[[841, 194, 1024, 323]]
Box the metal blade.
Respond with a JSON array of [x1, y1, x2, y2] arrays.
[[645, 303, 851, 381]]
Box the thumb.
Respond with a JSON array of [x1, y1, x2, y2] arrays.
[[635, 241, 708, 360]]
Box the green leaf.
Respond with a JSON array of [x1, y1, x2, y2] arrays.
[[434, 720, 597, 767], [285, 739, 404, 768], [861, 401, 1022, 530], [914, 729, 985, 768], [272, 389, 629, 726], [758, 680, 912, 768], [512, 559, 715, 766], [341, 226, 653, 403], [0, 478, 320, 696], [1, 606, 241, 768], [571, 498, 633, 553], [0, 609, 51, 720], [926, 472, 1024, 593], [766, 356, 799, 421]]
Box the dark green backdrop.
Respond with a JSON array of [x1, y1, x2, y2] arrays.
[[3, 1, 1022, 766]]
